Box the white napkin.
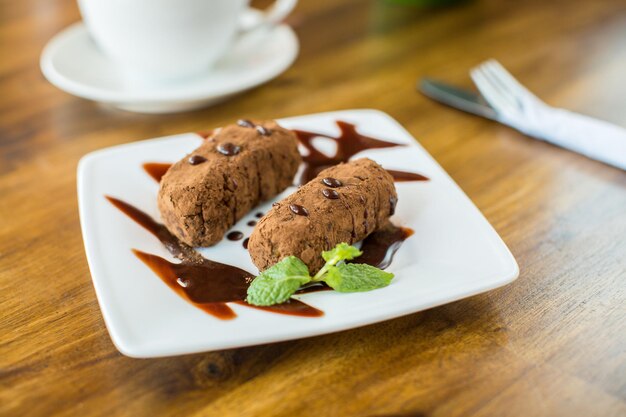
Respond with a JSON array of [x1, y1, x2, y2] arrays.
[[504, 107, 626, 171]]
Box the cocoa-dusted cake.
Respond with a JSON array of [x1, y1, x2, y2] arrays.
[[248, 158, 398, 272], [158, 120, 301, 247]]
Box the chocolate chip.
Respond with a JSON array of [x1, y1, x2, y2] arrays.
[[289, 204, 309, 216], [321, 189, 339, 199], [217, 142, 241, 156], [321, 177, 342, 188], [226, 231, 243, 241], [237, 119, 255, 128], [206, 362, 220, 376], [256, 125, 271, 136], [389, 196, 397, 215], [188, 155, 207, 165]]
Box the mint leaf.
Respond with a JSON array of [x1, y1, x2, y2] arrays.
[[314, 243, 363, 281], [246, 256, 311, 306], [321, 243, 362, 263], [324, 263, 394, 293]]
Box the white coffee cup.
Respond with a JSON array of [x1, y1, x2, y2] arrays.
[[77, 0, 297, 82]]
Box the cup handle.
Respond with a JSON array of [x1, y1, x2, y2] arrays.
[[239, 0, 297, 33]]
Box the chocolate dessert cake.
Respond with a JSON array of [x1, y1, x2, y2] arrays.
[[248, 158, 398, 272], [158, 120, 301, 247]]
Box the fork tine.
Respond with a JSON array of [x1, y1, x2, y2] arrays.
[[470, 69, 503, 110], [484, 59, 543, 103], [470, 67, 519, 117], [477, 62, 522, 111]]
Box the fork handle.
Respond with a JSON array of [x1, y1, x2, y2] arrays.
[[538, 109, 626, 171]]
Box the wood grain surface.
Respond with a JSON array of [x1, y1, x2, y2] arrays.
[[1, 0, 625, 416]]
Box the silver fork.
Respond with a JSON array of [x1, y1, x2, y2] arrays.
[[470, 59, 626, 171]]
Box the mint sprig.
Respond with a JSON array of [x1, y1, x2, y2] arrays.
[[246, 243, 394, 306]]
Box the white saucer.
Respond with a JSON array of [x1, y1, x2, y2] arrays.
[[40, 11, 299, 114]]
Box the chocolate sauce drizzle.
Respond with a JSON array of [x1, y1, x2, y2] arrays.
[[294, 121, 398, 184], [196, 129, 214, 139], [293, 121, 429, 184], [105, 196, 322, 319], [354, 224, 414, 269], [386, 170, 429, 182], [142, 162, 172, 183]]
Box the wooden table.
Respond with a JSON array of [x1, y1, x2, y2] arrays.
[[1, 0, 625, 415]]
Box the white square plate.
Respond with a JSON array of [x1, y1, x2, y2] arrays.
[[78, 109, 518, 358]]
